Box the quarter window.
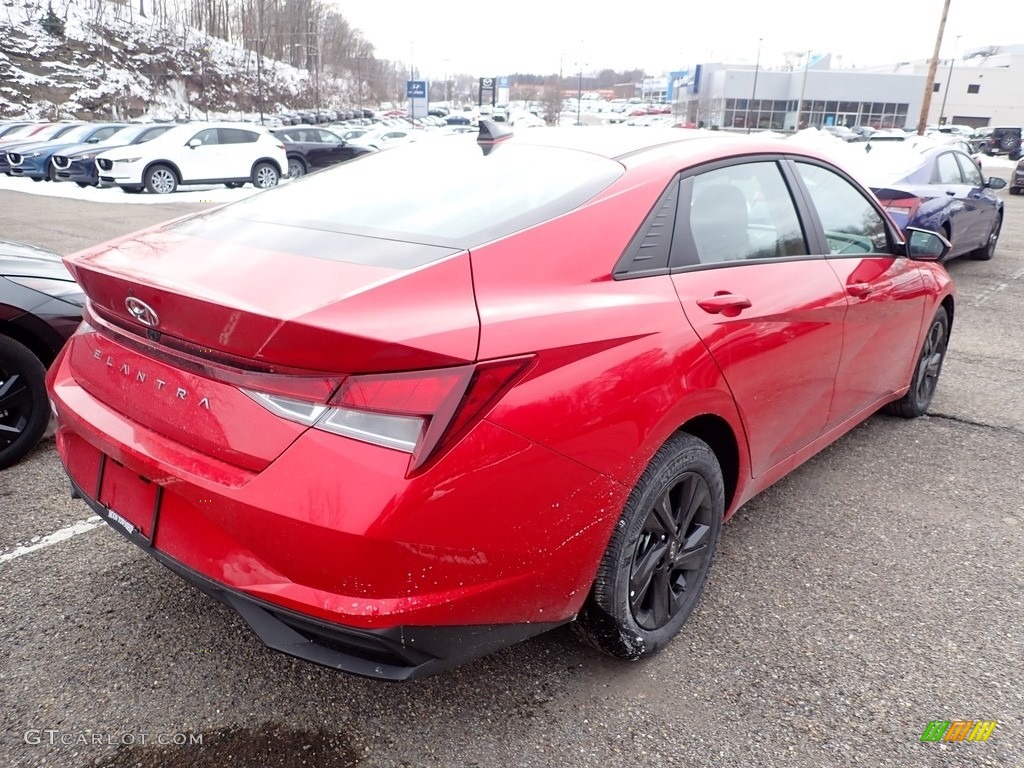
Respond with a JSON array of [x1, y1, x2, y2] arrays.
[[685, 162, 807, 265], [795, 162, 894, 255]]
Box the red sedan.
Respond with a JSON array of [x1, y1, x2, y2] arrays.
[[48, 126, 954, 680]]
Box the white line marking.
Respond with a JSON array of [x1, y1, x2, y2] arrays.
[[0, 516, 104, 565]]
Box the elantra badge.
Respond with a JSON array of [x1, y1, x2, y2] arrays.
[[125, 297, 159, 327]]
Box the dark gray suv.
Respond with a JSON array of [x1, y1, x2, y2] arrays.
[[972, 126, 1022, 161]]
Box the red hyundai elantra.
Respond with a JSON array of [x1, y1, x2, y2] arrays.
[[48, 125, 955, 680]]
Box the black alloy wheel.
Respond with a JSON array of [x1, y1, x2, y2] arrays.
[[0, 335, 49, 470], [574, 432, 724, 659], [885, 306, 949, 418]]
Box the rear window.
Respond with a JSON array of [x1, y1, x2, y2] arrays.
[[192, 138, 623, 248]]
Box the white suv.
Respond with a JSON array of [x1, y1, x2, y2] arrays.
[[95, 122, 288, 194]]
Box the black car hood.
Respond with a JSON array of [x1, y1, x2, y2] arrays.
[[0, 241, 73, 280]]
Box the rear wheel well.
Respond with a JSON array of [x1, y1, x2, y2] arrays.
[[0, 322, 54, 367], [678, 415, 739, 511], [253, 157, 283, 176]]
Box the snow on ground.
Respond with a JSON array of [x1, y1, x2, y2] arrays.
[[0, 172, 288, 203]]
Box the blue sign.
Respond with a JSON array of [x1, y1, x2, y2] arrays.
[[497, 76, 510, 88], [406, 80, 427, 98]]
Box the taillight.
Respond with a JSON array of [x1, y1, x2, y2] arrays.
[[243, 356, 534, 472], [881, 196, 922, 220]]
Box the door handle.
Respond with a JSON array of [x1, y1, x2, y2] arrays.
[[946, 190, 956, 196], [847, 282, 873, 298], [696, 293, 752, 315]]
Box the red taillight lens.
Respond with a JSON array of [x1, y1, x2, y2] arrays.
[[881, 196, 922, 219], [331, 366, 473, 415], [245, 356, 534, 473]]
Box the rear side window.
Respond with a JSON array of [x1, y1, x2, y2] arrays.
[[685, 161, 807, 265], [795, 162, 895, 255], [220, 128, 258, 144]]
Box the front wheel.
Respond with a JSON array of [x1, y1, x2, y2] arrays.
[[885, 306, 949, 418], [0, 335, 49, 470], [287, 157, 306, 179], [252, 162, 279, 189], [970, 213, 1001, 261], [574, 433, 724, 660], [145, 164, 178, 194]]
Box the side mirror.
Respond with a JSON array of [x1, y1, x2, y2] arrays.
[[906, 227, 951, 261], [987, 176, 1007, 189], [187, 138, 202, 148]]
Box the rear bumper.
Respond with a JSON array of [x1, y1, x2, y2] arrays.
[[48, 331, 624, 677], [69, 471, 561, 681]]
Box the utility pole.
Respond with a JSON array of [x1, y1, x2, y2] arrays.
[[917, 0, 952, 135], [255, 0, 264, 125]]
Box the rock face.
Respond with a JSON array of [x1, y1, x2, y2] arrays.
[[0, 0, 324, 120]]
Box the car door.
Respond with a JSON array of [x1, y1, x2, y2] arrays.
[[217, 128, 259, 180], [955, 150, 1000, 249], [670, 159, 848, 478], [790, 159, 929, 428], [929, 150, 982, 249], [315, 129, 349, 168], [176, 127, 222, 181]]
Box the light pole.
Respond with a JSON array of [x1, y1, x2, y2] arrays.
[[795, 49, 811, 130], [748, 37, 762, 133], [938, 34, 962, 126], [577, 68, 584, 124]]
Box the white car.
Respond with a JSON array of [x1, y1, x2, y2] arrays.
[[347, 127, 418, 151], [95, 122, 288, 194]]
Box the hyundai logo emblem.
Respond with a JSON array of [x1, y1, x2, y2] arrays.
[[125, 297, 159, 327]]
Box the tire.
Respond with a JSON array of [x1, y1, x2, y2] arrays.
[[121, 186, 143, 194], [145, 164, 177, 194], [224, 182, 244, 189], [999, 135, 1020, 152], [1010, 187, 1022, 196], [75, 182, 89, 188], [970, 213, 1001, 261], [287, 157, 306, 179], [1011, 150, 1022, 162], [0, 335, 49, 470], [46, 165, 57, 182], [574, 432, 724, 660], [885, 306, 949, 419], [252, 162, 279, 189]]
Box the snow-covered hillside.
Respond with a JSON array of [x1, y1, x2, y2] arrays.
[[0, 0, 335, 120]]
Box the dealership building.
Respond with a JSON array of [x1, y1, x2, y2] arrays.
[[670, 45, 1024, 132]]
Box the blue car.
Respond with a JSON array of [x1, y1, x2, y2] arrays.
[[52, 124, 174, 187], [6, 123, 126, 181], [0, 123, 83, 175], [849, 142, 1006, 261]]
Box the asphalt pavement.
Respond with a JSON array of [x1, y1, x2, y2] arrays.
[[0, 177, 1021, 768]]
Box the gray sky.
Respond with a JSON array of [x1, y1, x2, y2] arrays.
[[335, 0, 1018, 78]]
